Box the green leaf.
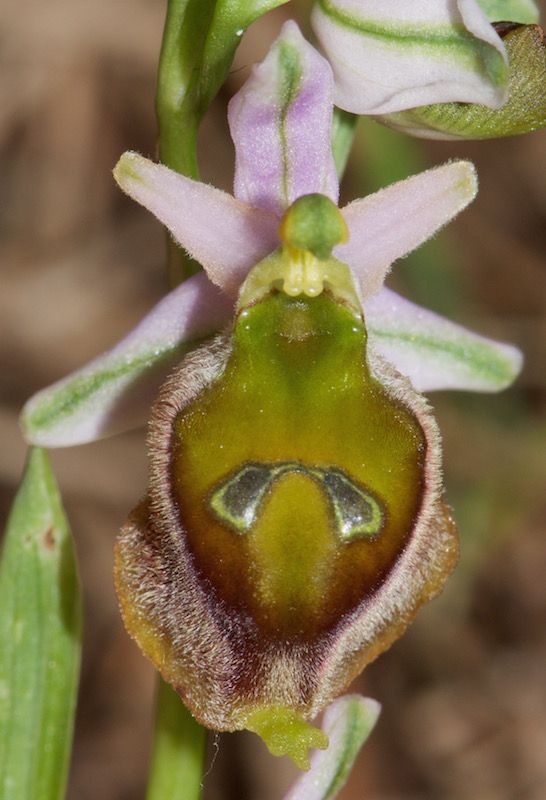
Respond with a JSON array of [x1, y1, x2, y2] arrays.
[[0, 448, 82, 800], [146, 679, 207, 800], [477, 0, 539, 24], [378, 24, 546, 140]]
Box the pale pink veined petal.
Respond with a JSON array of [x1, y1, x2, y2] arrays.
[[113, 152, 279, 296], [365, 287, 523, 392], [337, 161, 477, 297], [21, 273, 233, 447], [229, 20, 338, 217]]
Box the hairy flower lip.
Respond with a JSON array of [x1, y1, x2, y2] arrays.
[[297, 350, 459, 710], [115, 317, 458, 733]]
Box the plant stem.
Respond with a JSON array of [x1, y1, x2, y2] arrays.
[[146, 679, 207, 800], [156, 0, 217, 284], [155, 0, 294, 284], [156, 0, 217, 178], [147, 1, 212, 792]]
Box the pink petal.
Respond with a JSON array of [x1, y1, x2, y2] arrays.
[[113, 152, 279, 295], [365, 287, 523, 392], [21, 273, 233, 447], [337, 161, 478, 296], [228, 20, 339, 217]]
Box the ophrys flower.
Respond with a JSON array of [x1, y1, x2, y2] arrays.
[[21, 22, 522, 768]]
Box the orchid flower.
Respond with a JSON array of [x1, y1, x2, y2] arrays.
[[311, 0, 545, 140], [21, 22, 522, 769]]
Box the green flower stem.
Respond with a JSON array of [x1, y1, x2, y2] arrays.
[[156, 0, 214, 284], [0, 448, 82, 800], [157, 0, 291, 165], [156, 0, 215, 179], [146, 680, 207, 800], [150, 0, 214, 786], [156, 0, 291, 284]]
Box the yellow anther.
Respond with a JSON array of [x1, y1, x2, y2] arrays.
[[283, 249, 325, 298]]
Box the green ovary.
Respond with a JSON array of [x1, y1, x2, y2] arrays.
[[171, 292, 425, 641]]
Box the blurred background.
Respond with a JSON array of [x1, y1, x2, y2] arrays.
[[1, 1, 545, 798]]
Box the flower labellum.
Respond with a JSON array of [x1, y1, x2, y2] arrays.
[[115, 195, 458, 768]]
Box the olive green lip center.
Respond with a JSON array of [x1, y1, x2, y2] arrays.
[[208, 461, 385, 543], [171, 292, 426, 641]]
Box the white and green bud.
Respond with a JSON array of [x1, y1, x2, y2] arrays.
[[378, 24, 546, 140]]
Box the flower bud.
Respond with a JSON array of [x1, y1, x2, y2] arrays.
[[115, 197, 458, 768], [377, 24, 546, 140]]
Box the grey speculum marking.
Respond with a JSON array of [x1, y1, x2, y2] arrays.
[[208, 462, 384, 543]]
